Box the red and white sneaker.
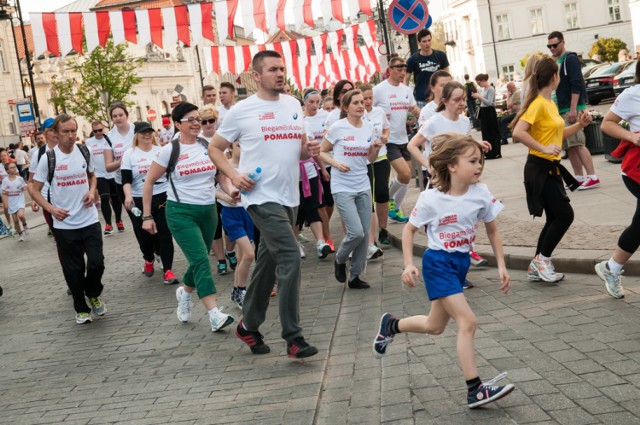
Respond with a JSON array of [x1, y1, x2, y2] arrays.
[[469, 250, 488, 267], [578, 177, 600, 191]]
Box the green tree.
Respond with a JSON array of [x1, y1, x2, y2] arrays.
[[589, 38, 628, 62], [519, 51, 548, 70], [51, 40, 143, 125]]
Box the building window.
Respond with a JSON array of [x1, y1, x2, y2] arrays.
[[530, 8, 544, 35], [502, 65, 515, 81], [0, 41, 7, 72], [496, 14, 510, 40], [608, 0, 621, 22], [565, 3, 578, 29]]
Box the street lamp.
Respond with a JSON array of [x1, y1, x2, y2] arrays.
[[0, 0, 40, 126]]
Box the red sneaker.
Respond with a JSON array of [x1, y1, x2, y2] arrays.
[[143, 261, 154, 277], [327, 239, 335, 253], [116, 221, 125, 232], [578, 177, 601, 191], [103, 224, 114, 236], [469, 250, 488, 267], [163, 270, 179, 285]]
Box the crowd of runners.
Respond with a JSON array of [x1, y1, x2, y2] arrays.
[[3, 27, 640, 410]]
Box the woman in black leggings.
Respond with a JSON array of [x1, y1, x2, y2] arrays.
[[512, 58, 591, 283], [598, 60, 640, 299]]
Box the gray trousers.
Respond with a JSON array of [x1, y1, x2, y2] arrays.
[[334, 190, 372, 280], [244, 203, 301, 342]]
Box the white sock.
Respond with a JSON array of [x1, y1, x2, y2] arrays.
[[575, 175, 585, 183], [394, 183, 409, 208], [181, 289, 192, 301], [389, 178, 403, 199], [208, 307, 220, 318], [588, 174, 598, 180], [607, 258, 623, 275], [538, 253, 551, 261]]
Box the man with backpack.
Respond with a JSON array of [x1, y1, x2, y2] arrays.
[[30, 114, 107, 325]]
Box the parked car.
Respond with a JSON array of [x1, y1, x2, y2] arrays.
[[585, 61, 635, 105], [613, 61, 638, 95], [580, 58, 601, 68], [582, 62, 610, 79]]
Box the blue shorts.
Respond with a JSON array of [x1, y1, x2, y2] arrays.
[[221, 207, 254, 242], [422, 249, 470, 301]]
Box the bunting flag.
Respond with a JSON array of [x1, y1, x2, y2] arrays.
[[28, 1, 377, 57]]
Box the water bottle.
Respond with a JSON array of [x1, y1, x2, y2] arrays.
[[240, 167, 262, 195], [131, 206, 142, 217]]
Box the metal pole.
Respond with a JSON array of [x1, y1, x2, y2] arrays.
[[486, 0, 500, 78], [377, 0, 392, 61], [15, 0, 39, 125], [194, 44, 204, 91]]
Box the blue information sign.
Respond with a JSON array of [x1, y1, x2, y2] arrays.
[[388, 0, 429, 35]]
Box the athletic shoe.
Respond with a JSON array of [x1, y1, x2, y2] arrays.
[[373, 313, 396, 359], [527, 264, 564, 282], [366, 244, 383, 260], [348, 276, 370, 289], [230, 287, 239, 305], [235, 288, 247, 309], [287, 337, 318, 358], [467, 383, 515, 408], [578, 177, 601, 191], [143, 260, 154, 277], [175, 287, 192, 323], [75, 312, 93, 324], [595, 261, 625, 299], [463, 279, 474, 290], [155, 253, 163, 270], [18, 233, 24, 242], [299, 242, 306, 258], [217, 262, 228, 275], [89, 296, 107, 316], [116, 221, 125, 232], [317, 240, 331, 259], [378, 228, 390, 245], [469, 250, 488, 267], [334, 261, 347, 283], [163, 270, 179, 285], [23, 225, 30, 236], [327, 239, 335, 252], [528, 256, 563, 283], [210, 308, 234, 332], [226, 251, 238, 270], [298, 233, 309, 243], [236, 321, 271, 354], [389, 208, 409, 223], [103, 224, 114, 236]]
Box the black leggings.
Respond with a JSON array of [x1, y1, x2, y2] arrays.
[[130, 193, 174, 271], [536, 177, 574, 257], [618, 175, 640, 254], [97, 177, 122, 225], [367, 160, 391, 205]]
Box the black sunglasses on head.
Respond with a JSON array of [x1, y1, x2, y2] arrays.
[[391, 64, 407, 69]]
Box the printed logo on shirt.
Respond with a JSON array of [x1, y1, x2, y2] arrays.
[[56, 164, 68, 171], [56, 172, 87, 187], [178, 154, 189, 161], [345, 136, 356, 142], [92, 149, 104, 156], [492, 198, 497, 203], [390, 94, 397, 99], [438, 214, 458, 226], [293, 113, 299, 120], [259, 112, 276, 121], [261, 124, 304, 142]]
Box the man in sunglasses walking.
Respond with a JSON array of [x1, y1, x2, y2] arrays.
[[547, 30, 600, 190], [405, 29, 450, 108]]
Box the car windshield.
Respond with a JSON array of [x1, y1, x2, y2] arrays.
[[591, 64, 624, 77]]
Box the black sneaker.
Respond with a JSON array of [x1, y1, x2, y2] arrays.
[[287, 337, 318, 359], [226, 251, 238, 270], [217, 262, 228, 275], [378, 228, 390, 245], [348, 276, 370, 289], [236, 321, 271, 354], [467, 383, 515, 408], [230, 287, 239, 305], [334, 260, 347, 283], [373, 313, 396, 358]]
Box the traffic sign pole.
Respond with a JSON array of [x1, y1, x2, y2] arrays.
[[377, 0, 393, 62]]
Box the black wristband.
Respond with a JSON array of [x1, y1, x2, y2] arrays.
[[142, 215, 154, 221]]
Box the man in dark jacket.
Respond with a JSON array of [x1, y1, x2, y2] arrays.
[[547, 31, 600, 190]]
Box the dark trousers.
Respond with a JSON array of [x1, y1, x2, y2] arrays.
[[98, 177, 122, 225], [536, 178, 574, 257], [130, 193, 174, 270], [54, 222, 105, 313], [619, 176, 640, 254], [498, 112, 516, 141], [479, 106, 501, 158]]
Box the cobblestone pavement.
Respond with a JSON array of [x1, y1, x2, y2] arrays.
[[2, 213, 640, 425]]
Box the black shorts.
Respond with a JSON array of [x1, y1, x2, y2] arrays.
[[296, 177, 322, 226], [321, 167, 334, 207], [97, 177, 118, 196], [387, 143, 411, 161]]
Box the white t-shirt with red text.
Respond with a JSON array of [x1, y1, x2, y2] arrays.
[[365, 106, 390, 159], [106, 125, 135, 184], [325, 118, 374, 194], [85, 136, 114, 179], [34, 145, 98, 230], [418, 112, 472, 169], [29, 145, 52, 197], [121, 145, 167, 197], [154, 141, 216, 205], [1, 175, 27, 213], [418, 101, 438, 128], [216, 94, 304, 207], [409, 184, 503, 253], [372, 80, 416, 145]]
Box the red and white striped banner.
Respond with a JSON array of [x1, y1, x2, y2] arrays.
[[203, 20, 380, 89], [29, 0, 375, 57]]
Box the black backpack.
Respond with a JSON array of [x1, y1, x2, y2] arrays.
[[45, 144, 92, 202], [165, 137, 209, 203]]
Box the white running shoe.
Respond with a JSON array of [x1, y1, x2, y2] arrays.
[[528, 256, 563, 283], [595, 261, 624, 299], [210, 308, 234, 332], [366, 244, 383, 260], [18, 234, 24, 242], [176, 287, 192, 323], [299, 242, 306, 258], [23, 226, 30, 236], [317, 240, 331, 259]]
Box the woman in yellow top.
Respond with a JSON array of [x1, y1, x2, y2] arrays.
[[512, 58, 591, 283]]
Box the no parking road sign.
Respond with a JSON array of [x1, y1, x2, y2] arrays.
[[388, 0, 429, 35]]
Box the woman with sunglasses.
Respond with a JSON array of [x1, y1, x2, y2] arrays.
[[121, 122, 177, 284], [142, 103, 234, 333], [199, 105, 218, 142]]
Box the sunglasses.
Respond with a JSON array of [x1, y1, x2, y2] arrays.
[[201, 118, 216, 125], [391, 64, 407, 69], [180, 117, 202, 123], [547, 42, 561, 49], [93, 129, 104, 133]]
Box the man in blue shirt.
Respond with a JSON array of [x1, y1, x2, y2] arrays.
[[405, 29, 450, 108]]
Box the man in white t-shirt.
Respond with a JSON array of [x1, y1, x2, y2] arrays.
[[159, 116, 174, 146], [29, 132, 45, 163], [373, 57, 420, 223], [217, 81, 236, 129], [210, 50, 321, 359], [202, 85, 218, 106], [31, 114, 106, 325]]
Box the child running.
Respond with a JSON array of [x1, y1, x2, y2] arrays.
[[1, 162, 29, 241], [372, 133, 514, 408]]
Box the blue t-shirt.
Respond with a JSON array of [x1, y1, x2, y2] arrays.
[[406, 50, 450, 102]]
